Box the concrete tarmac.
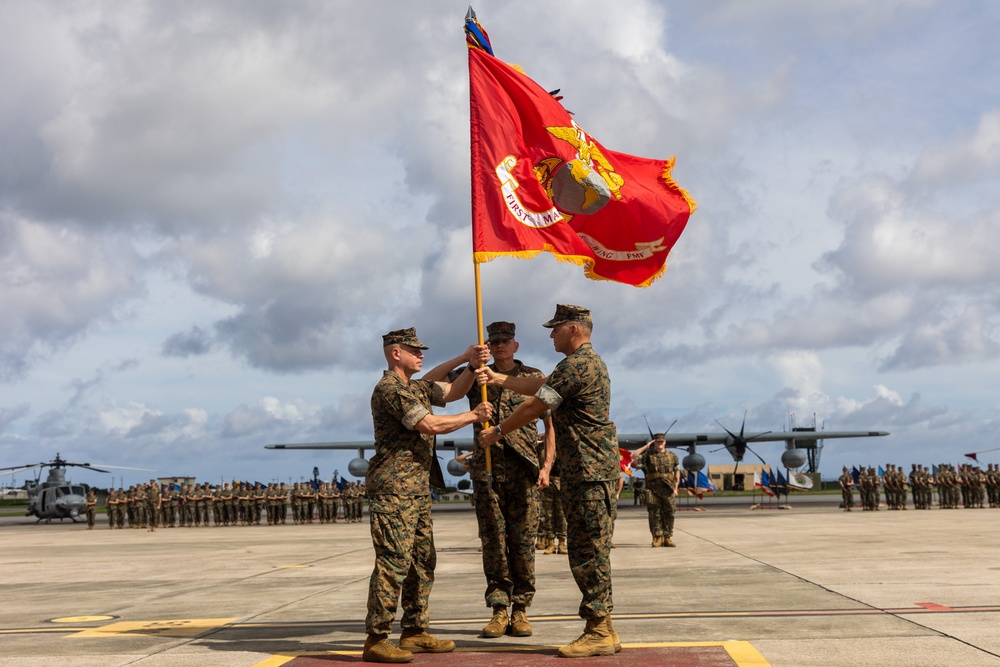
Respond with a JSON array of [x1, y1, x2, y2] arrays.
[[1, 500, 999, 667]]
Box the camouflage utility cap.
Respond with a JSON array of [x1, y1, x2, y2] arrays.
[[382, 327, 428, 349], [487, 321, 516, 342], [542, 304, 592, 328]]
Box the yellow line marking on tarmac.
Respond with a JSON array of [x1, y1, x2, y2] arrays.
[[68, 618, 237, 639], [724, 641, 774, 667], [5, 603, 995, 640], [0, 628, 85, 634], [250, 656, 297, 667], [250, 641, 772, 666]]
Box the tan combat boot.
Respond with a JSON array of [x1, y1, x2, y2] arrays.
[[481, 606, 509, 638], [543, 541, 557, 555], [557, 616, 616, 658], [663, 536, 676, 547], [362, 634, 412, 663], [608, 616, 622, 653], [398, 629, 455, 654], [556, 541, 568, 555], [651, 535, 663, 548], [509, 605, 533, 637]]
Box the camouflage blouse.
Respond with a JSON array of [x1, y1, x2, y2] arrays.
[[634, 448, 679, 488], [465, 359, 545, 483], [368, 370, 446, 496], [538, 343, 618, 483]]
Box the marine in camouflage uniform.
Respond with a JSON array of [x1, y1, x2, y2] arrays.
[[106, 489, 120, 528], [630, 435, 680, 546], [839, 467, 854, 511], [342, 483, 354, 522], [480, 305, 621, 658], [541, 452, 568, 554], [145, 481, 161, 532], [911, 466, 923, 509], [362, 327, 492, 663], [987, 464, 999, 508], [279, 483, 290, 524], [85, 489, 97, 529], [443, 321, 554, 638]]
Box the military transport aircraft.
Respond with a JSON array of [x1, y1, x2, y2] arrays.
[[266, 415, 889, 478]]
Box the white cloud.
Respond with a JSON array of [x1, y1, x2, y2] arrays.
[[2, 1, 1000, 482], [0, 213, 142, 379]]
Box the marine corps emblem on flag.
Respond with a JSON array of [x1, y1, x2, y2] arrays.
[[468, 44, 695, 287]]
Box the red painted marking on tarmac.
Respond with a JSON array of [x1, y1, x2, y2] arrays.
[[281, 645, 744, 666], [914, 602, 953, 611]]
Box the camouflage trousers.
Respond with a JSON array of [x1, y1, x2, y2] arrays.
[[645, 480, 675, 538], [473, 456, 540, 609], [366, 493, 435, 635], [563, 479, 615, 620], [541, 477, 567, 542], [841, 488, 853, 509]]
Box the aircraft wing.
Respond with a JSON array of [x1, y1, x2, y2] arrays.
[[266, 441, 377, 450], [266, 439, 476, 452], [616, 430, 889, 449]]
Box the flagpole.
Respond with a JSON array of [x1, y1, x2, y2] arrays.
[[473, 262, 494, 484], [467, 7, 493, 484]]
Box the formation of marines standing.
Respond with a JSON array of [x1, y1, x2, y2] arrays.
[[881, 464, 909, 510], [103, 479, 366, 529], [909, 465, 935, 509], [844, 463, 1000, 511]]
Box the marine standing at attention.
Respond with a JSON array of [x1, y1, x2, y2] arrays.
[[85, 489, 98, 529], [363, 327, 493, 664], [429, 320, 555, 639], [480, 304, 622, 658], [839, 467, 854, 511]]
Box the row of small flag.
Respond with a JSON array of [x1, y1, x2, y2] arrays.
[[753, 468, 815, 498]]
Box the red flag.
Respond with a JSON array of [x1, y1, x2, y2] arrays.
[[469, 47, 695, 287], [618, 448, 633, 476]]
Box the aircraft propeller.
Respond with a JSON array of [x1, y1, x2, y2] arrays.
[[715, 412, 771, 477]]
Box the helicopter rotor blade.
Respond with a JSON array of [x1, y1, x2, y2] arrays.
[[78, 465, 111, 473], [0, 462, 46, 472], [0, 466, 40, 477]]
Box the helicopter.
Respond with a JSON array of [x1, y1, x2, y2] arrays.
[[0, 454, 152, 523]]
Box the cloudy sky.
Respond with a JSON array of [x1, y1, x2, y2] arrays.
[[2, 0, 999, 489]]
